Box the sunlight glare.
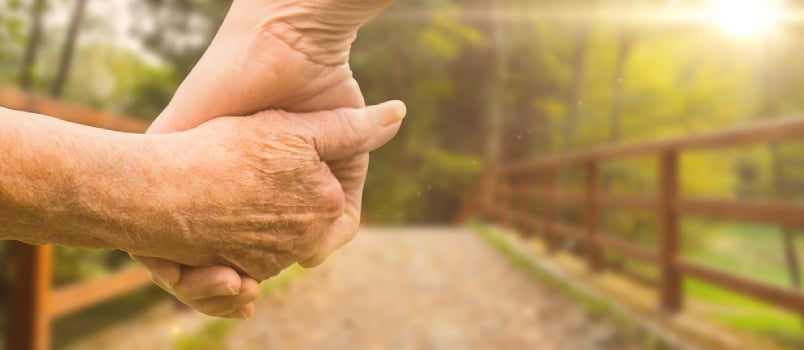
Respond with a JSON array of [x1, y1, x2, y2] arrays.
[[710, 0, 783, 37]]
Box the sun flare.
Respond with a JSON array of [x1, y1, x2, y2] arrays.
[[710, 0, 783, 37]]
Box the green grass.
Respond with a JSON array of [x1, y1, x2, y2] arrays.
[[172, 264, 305, 350], [470, 221, 670, 349], [681, 222, 804, 345], [173, 319, 237, 350], [52, 285, 172, 349], [685, 278, 803, 345], [475, 220, 804, 348], [684, 222, 803, 288]]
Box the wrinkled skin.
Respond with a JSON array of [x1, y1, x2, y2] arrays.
[[134, 0, 398, 319], [137, 102, 404, 318]]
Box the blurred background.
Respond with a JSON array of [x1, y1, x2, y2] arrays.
[[2, 0, 804, 349]]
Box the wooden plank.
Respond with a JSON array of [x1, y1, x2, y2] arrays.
[[502, 116, 804, 173], [508, 210, 658, 264], [679, 261, 804, 313], [551, 221, 586, 241], [598, 194, 658, 209], [512, 190, 658, 209], [7, 243, 53, 350], [0, 87, 148, 132], [515, 175, 531, 236], [507, 213, 585, 243], [511, 192, 804, 226], [659, 153, 682, 313], [505, 210, 536, 230], [501, 176, 512, 229], [50, 267, 153, 318], [679, 199, 804, 227], [512, 188, 581, 203], [584, 162, 603, 272], [504, 209, 658, 264]]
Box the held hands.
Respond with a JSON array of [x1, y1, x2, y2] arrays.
[[135, 0, 397, 318], [133, 102, 404, 317]]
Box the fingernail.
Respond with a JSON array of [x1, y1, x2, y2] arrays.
[[376, 100, 406, 127], [226, 283, 240, 296]]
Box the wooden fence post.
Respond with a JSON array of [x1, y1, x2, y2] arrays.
[[484, 169, 498, 219], [544, 167, 559, 252], [584, 161, 603, 272], [659, 152, 682, 313], [501, 175, 512, 229], [8, 243, 53, 350], [516, 174, 530, 236]]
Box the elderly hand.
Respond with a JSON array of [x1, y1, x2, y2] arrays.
[[133, 102, 404, 318], [134, 0, 397, 318]]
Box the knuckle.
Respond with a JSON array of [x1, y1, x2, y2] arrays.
[[316, 179, 345, 219], [340, 111, 366, 145]]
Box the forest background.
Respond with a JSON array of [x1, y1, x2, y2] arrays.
[[2, 0, 804, 346]]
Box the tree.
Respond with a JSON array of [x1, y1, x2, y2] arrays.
[[50, 0, 88, 97], [18, 0, 46, 90]]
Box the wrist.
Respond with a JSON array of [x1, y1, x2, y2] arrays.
[[53, 129, 171, 251], [0, 112, 159, 249], [86, 133, 194, 256]]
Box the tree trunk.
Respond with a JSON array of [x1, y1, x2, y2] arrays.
[[757, 38, 803, 299], [609, 30, 631, 146], [557, 28, 589, 197], [19, 0, 47, 90], [770, 145, 802, 292], [51, 0, 89, 98], [560, 28, 589, 153], [482, 5, 507, 214], [484, 6, 506, 168], [602, 26, 633, 273]]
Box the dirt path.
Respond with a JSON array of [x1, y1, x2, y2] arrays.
[[226, 227, 641, 350]]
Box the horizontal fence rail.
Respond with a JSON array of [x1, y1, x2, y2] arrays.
[[1, 88, 152, 350], [484, 116, 804, 315]]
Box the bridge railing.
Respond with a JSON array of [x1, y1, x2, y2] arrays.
[[0, 88, 153, 350], [485, 116, 804, 315]]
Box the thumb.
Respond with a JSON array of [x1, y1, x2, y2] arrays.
[[309, 100, 406, 161]]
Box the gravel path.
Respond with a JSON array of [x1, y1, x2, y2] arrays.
[[226, 227, 641, 350]]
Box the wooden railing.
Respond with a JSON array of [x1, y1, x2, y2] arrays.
[[0, 88, 154, 350], [484, 116, 804, 315]]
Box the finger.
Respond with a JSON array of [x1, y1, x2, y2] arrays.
[[185, 278, 260, 317], [171, 266, 243, 301], [130, 254, 181, 289], [307, 100, 406, 161], [222, 303, 256, 320]]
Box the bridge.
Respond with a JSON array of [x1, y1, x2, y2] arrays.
[[2, 88, 804, 349]]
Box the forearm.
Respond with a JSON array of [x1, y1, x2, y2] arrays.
[[0, 107, 168, 250]]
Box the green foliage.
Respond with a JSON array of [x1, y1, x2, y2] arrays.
[[53, 247, 112, 285], [173, 320, 236, 350], [1, 1, 804, 344]]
